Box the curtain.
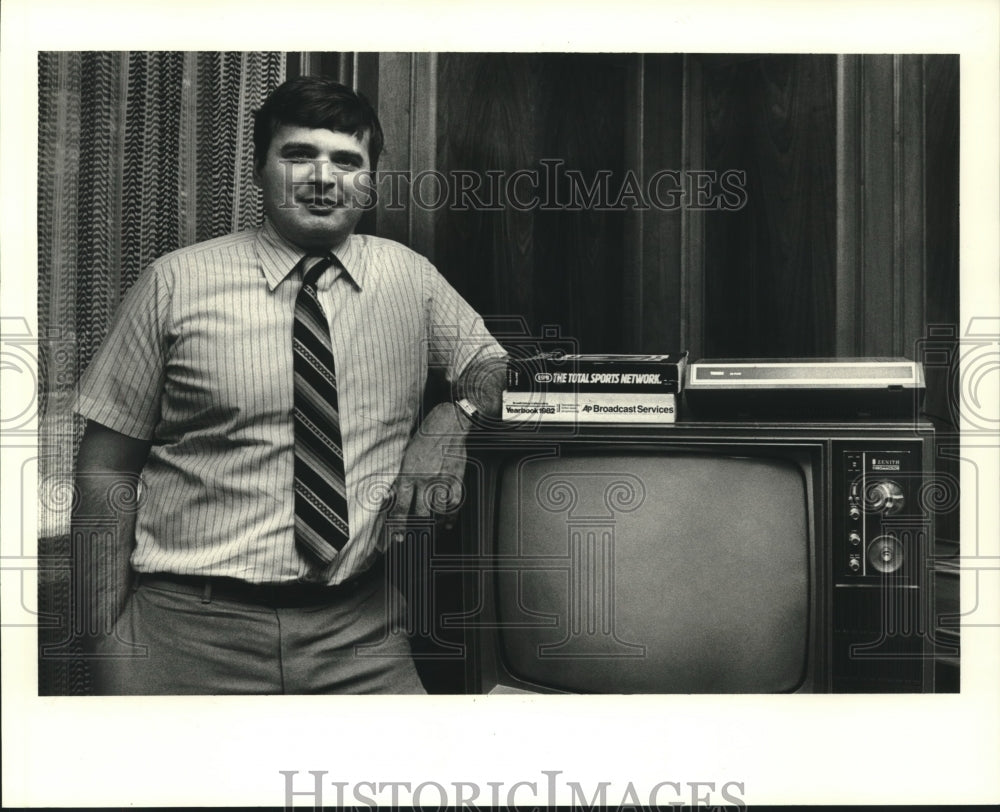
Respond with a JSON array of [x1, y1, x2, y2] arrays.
[[38, 50, 286, 536], [36, 50, 287, 695]]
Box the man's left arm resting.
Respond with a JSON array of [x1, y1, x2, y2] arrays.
[[390, 352, 506, 523]]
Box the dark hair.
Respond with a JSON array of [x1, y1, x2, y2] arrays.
[[253, 76, 385, 171]]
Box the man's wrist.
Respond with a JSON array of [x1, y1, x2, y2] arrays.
[[454, 353, 507, 421], [455, 397, 478, 418], [453, 397, 477, 431]]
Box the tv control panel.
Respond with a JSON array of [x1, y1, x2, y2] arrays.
[[836, 445, 924, 582], [832, 437, 932, 691]]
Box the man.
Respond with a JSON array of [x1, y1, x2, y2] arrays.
[[73, 76, 505, 694]]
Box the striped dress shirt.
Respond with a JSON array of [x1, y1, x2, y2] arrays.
[[76, 220, 504, 584]]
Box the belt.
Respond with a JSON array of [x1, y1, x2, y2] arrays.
[[135, 560, 384, 608]]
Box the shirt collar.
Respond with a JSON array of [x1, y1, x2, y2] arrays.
[[255, 219, 365, 292]]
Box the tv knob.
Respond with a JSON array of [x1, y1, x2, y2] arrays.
[[848, 558, 861, 573], [849, 532, 862, 546], [866, 480, 905, 514], [849, 505, 862, 520], [868, 535, 904, 574]]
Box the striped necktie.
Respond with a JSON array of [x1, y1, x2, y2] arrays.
[[292, 254, 349, 565]]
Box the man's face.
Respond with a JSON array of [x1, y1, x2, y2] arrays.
[[254, 124, 373, 253]]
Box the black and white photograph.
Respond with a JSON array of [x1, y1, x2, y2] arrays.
[[2, 0, 998, 808]]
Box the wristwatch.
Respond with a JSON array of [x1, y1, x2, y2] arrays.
[[455, 397, 479, 420]]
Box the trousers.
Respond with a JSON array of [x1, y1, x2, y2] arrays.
[[90, 567, 427, 695]]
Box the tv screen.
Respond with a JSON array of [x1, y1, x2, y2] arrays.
[[494, 453, 811, 693]]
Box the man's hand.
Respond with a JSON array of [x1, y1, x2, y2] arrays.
[[385, 353, 505, 540], [387, 402, 470, 536]]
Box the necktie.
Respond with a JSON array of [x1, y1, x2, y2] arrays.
[[292, 255, 350, 565]]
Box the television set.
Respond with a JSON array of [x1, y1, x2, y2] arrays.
[[452, 420, 938, 693]]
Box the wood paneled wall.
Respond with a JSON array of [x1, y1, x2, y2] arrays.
[[699, 54, 839, 358], [302, 51, 959, 385], [439, 53, 634, 351], [838, 54, 930, 359]]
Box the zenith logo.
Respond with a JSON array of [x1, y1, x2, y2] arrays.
[[871, 457, 902, 470]]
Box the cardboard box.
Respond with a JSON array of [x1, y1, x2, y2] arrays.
[[505, 352, 688, 394], [502, 390, 677, 423], [502, 353, 686, 423]]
